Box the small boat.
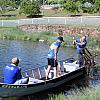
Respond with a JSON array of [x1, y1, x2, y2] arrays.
[[0, 58, 86, 97]]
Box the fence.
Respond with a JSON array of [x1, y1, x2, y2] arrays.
[[0, 16, 100, 27]]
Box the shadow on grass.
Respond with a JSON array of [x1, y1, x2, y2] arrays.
[[69, 14, 82, 17], [27, 15, 43, 18]]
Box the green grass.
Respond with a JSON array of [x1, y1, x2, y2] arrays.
[[87, 37, 100, 51], [0, 8, 100, 20], [0, 27, 100, 51], [0, 9, 67, 20], [49, 93, 66, 100], [0, 27, 53, 42], [43, 9, 67, 17], [49, 85, 100, 100], [0, 9, 27, 20]]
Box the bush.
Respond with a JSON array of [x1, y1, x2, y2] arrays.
[[20, 0, 41, 17]]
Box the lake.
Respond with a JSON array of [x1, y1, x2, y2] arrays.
[[0, 40, 99, 100], [0, 40, 77, 72]]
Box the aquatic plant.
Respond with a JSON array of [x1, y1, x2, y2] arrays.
[[49, 85, 100, 100]]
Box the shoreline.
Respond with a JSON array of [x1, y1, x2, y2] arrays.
[[0, 27, 100, 52]]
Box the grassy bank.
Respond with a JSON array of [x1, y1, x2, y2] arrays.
[[0, 27, 99, 51], [49, 85, 100, 100], [0, 27, 69, 44], [0, 27, 52, 42]]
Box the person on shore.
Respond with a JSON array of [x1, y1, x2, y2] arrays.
[[73, 36, 87, 67], [46, 36, 64, 80], [4, 57, 29, 84]]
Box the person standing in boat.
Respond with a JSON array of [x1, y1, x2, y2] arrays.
[[73, 36, 87, 67], [46, 36, 64, 80], [4, 57, 28, 84]]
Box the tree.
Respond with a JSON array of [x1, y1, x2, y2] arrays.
[[63, 0, 82, 14], [94, 0, 100, 13], [75, 1, 82, 13], [82, 1, 93, 13], [15, 0, 21, 6], [20, 0, 41, 17], [63, 0, 74, 13], [0, 0, 16, 13]]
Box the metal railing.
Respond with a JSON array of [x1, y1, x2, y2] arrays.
[[83, 48, 97, 77], [22, 66, 47, 79], [0, 16, 100, 27]]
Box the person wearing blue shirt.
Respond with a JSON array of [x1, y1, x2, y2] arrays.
[[4, 57, 28, 84], [73, 36, 87, 67], [46, 36, 64, 80]]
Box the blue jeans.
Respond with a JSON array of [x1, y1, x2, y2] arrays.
[[77, 49, 85, 67]]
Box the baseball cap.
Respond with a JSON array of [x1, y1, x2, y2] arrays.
[[57, 36, 64, 42]]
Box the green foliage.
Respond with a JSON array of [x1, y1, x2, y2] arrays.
[[20, 0, 41, 16], [63, 0, 100, 14], [15, 0, 20, 5], [75, 1, 83, 13], [63, 0, 82, 14], [0, 0, 16, 14], [49, 85, 100, 100], [0, 27, 51, 42], [0, 27, 100, 50], [63, 0, 74, 13], [94, 0, 100, 13]]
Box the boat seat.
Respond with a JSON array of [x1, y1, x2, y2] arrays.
[[22, 67, 46, 79], [63, 61, 79, 72], [28, 77, 44, 84]]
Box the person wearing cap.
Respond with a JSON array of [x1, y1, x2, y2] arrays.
[[46, 36, 64, 80], [73, 36, 87, 67], [4, 57, 28, 84]]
